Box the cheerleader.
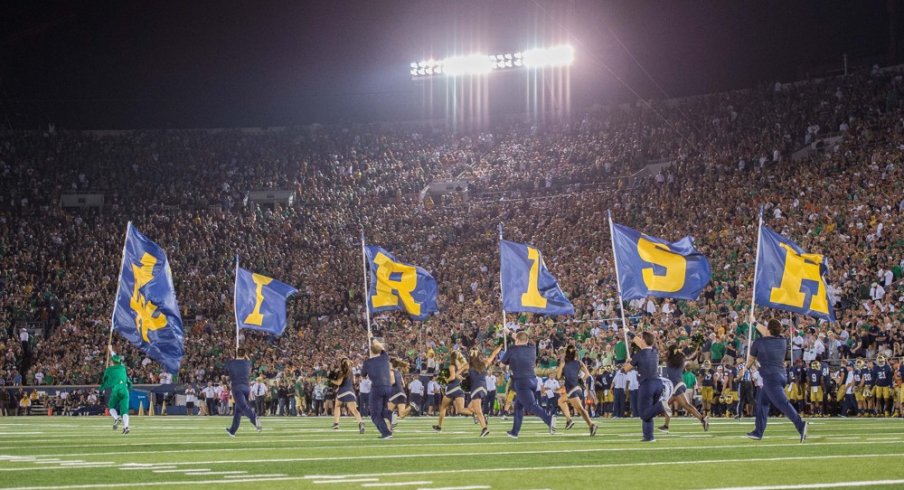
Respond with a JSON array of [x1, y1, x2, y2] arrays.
[[330, 358, 365, 434], [658, 345, 709, 433], [433, 351, 474, 432], [388, 358, 413, 428], [554, 345, 598, 436], [465, 345, 503, 437]]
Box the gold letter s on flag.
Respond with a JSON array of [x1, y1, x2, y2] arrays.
[[637, 237, 687, 293], [769, 243, 829, 314]]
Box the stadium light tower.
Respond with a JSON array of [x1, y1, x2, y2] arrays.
[[410, 44, 573, 79]]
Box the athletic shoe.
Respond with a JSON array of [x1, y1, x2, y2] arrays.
[[112, 417, 121, 430], [549, 416, 557, 435], [800, 421, 809, 443], [565, 419, 575, 430], [358, 422, 365, 434], [589, 424, 598, 437], [332, 422, 339, 430], [432, 425, 442, 432], [379, 434, 393, 440], [745, 432, 762, 440], [702, 416, 710, 432], [480, 427, 490, 438], [391, 412, 398, 427], [505, 431, 519, 439], [225, 428, 235, 438], [254, 422, 262, 433], [657, 425, 669, 433], [121, 427, 130, 435], [640, 437, 656, 442]]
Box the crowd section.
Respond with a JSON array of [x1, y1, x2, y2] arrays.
[[0, 67, 902, 419]]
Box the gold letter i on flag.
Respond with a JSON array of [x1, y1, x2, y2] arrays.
[[521, 247, 548, 309], [244, 273, 273, 326]]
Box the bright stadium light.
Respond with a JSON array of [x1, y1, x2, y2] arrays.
[[522, 44, 575, 68], [443, 53, 494, 76], [409, 44, 574, 78]]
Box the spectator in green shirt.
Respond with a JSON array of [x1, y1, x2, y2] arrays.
[[711, 338, 726, 364]]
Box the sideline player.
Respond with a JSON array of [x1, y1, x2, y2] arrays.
[[739, 320, 808, 442], [100, 348, 132, 435]]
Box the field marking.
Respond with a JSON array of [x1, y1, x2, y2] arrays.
[[223, 473, 286, 479], [313, 478, 379, 484], [301, 452, 904, 480], [416, 486, 489, 490], [702, 480, 904, 490], [362, 482, 433, 487], [120, 466, 176, 471], [5, 453, 904, 490], [152, 468, 211, 473], [2, 440, 904, 471], [183, 471, 247, 476]]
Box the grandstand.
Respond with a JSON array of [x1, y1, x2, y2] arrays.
[[1, 2, 904, 489]]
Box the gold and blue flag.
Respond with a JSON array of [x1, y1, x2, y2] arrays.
[[610, 222, 711, 301], [112, 223, 184, 374], [500, 240, 574, 315], [365, 245, 438, 320], [234, 258, 298, 336], [754, 224, 835, 322]]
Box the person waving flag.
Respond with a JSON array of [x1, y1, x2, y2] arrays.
[[110, 222, 184, 374]]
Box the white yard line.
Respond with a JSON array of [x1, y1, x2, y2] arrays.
[[313, 478, 379, 484], [701, 480, 904, 490], [361, 482, 433, 487]]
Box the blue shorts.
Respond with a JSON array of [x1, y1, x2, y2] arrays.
[[445, 383, 465, 399], [566, 385, 583, 399], [470, 387, 487, 400], [409, 394, 423, 408], [673, 385, 687, 396], [389, 391, 407, 405], [336, 391, 356, 404]]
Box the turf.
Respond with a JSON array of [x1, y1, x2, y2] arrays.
[[1, 415, 903, 489]]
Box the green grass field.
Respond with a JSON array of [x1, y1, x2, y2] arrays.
[[1, 415, 903, 489]]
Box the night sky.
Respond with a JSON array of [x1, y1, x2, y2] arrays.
[[0, 1, 896, 129]]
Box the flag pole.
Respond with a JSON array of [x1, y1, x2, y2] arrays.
[[107, 221, 132, 367], [234, 255, 240, 356], [498, 223, 507, 351], [607, 210, 631, 361], [360, 229, 373, 345], [745, 205, 765, 366]]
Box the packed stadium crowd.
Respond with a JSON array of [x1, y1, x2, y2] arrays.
[[1, 65, 903, 421]]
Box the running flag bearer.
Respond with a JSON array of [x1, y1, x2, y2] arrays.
[[100, 347, 132, 435]]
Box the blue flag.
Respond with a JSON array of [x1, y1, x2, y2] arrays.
[[610, 222, 711, 301], [235, 261, 298, 336], [112, 223, 184, 374], [365, 245, 438, 320], [500, 240, 574, 315], [754, 224, 835, 322]]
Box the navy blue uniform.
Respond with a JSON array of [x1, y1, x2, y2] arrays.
[[749, 337, 805, 438], [225, 359, 257, 434], [665, 366, 686, 395], [389, 369, 407, 404], [563, 360, 584, 399], [469, 369, 487, 400], [500, 345, 552, 436], [336, 374, 356, 403], [634, 348, 665, 441], [361, 351, 394, 437]]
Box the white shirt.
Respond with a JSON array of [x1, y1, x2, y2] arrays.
[[359, 378, 372, 394], [202, 386, 217, 398], [408, 379, 424, 396], [535, 377, 543, 391], [543, 378, 560, 398], [626, 370, 639, 390], [485, 374, 497, 391], [19, 330, 28, 342], [871, 284, 886, 301], [251, 381, 267, 397], [613, 370, 627, 390], [159, 372, 173, 384], [426, 380, 438, 395]]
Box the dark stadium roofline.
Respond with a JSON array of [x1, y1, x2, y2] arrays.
[[5, 62, 904, 133]]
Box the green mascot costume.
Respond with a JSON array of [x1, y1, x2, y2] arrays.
[[100, 352, 133, 434]]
